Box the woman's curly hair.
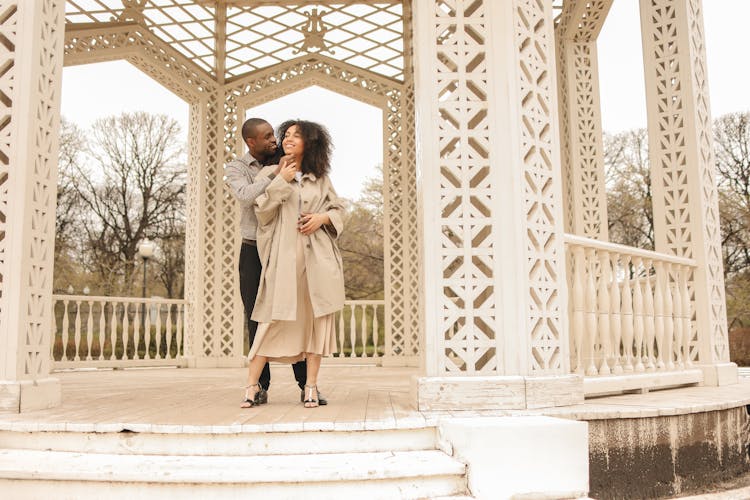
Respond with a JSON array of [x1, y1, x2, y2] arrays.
[[276, 119, 333, 178]]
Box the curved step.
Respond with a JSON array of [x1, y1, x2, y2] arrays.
[[0, 427, 438, 456], [0, 448, 467, 500]]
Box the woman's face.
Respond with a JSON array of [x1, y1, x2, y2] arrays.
[[282, 124, 305, 157]]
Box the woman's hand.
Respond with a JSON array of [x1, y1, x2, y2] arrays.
[[298, 212, 330, 235], [279, 155, 297, 182]]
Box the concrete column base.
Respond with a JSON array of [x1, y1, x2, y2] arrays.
[[183, 356, 246, 369], [0, 378, 61, 414], [412, 374, 583, 411], [698, 362, 738, 386], [438, 416, 589, 499]]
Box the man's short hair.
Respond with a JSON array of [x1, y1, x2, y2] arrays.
[[241, 118, 269, 141]]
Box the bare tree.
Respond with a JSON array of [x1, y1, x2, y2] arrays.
[[604, 128, 654, 250], [72, 112, 186, 295], [338, 166, 384, 300]]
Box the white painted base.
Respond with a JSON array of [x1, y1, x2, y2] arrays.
[[381, 356, 420, 368], [0, 378, 61, 414], [184, 356, 246, 369], [413, 375, 583, 411], [438, 416, 589, 500], [699, 362, 739, 386], [583, 369, 703, 397]]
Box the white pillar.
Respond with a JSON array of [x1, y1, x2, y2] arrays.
[[413, 0, 580, 411], [640, 0, 736, 385], [555, 0, 613, 239], [0, 0, 64, 412], [183, 89, 244, 368]]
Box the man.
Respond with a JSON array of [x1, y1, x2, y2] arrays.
[[225, 117, 327, 405]]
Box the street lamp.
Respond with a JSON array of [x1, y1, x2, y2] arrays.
[[137, 238, 156, 334]]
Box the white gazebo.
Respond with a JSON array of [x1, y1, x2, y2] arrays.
[[1, 0, 738, 412]]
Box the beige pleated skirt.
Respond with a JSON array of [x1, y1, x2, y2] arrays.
[[248, 233, 337, 363]]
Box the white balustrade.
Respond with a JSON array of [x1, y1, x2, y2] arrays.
[[332, 300, 386, 363], [52, 295, 187, 370], [565, 235, 697, 390]]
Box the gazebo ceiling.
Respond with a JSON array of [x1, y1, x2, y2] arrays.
[[64, 0, 406, 81]]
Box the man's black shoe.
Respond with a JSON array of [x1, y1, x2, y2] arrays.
[[300, 389, 328, 405], [254, 388, 268, 405]]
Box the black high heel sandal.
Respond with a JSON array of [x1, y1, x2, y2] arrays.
[[241, 383, 260, 408], [303, 384, 319, 408]]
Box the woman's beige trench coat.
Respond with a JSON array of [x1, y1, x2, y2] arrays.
[[251, 167, 345, 323]]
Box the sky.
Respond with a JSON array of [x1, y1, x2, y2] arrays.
[[61, 1, 750, 199]]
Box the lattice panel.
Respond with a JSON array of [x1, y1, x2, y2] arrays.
[[23, 0, 65, 378], [686, 0, 728, 362], [223, 2, 404, 80], [514, 0, 564, 373], [554, 0, 611, 240], [65, 0, 216, 76], [0, 2, 16, 356], [64, 1, 405, 82], [225, 52, 419, 359], [432, 0, 499, 374], [641, 0, 728, 363]]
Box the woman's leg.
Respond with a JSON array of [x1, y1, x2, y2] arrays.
[[242, 354, 269, 408], [303, 353, 322, 408]]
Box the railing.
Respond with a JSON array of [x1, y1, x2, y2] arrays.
[[330, 300, 386, 363], [52, 296, 385, 369], [565, 235, 701, 394], [52, 295, 187, 370]]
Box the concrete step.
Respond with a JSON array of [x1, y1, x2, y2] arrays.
[[0, 426, 437, 456], [0, 448, 467, 500]]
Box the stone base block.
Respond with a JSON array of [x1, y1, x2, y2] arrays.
[[699, 362, 739, 386], [412, 374, 583, 411], [438, 416, 589, 500], [0, 378, 61, 414]]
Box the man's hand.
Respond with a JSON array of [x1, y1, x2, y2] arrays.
[[298, 212, 330, 235], [279, 155, 297, 182]]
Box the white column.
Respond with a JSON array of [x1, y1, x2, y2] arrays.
[[555, 0, 613, 239], [183, 88, 244, 368], [0, 0, 64, 412], [640, 0, 736, 385], [413, 0, 580, 411]]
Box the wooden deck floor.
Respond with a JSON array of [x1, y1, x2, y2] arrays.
[[0, 365, 748, 433]]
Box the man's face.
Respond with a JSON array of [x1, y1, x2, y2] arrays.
[[247, 122, 277, 160]]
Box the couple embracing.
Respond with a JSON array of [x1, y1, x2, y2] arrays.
[[225, 118, 345, 409]]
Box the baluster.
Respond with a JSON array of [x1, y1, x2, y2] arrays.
[[349, 304, 357, 358], [571, 246, 585, 374], [653, 261, 665, 371], [145, 301, 153, 360], [373, 304, 380, 358], [597, 250, 611, 375], [620, 255, 634, 372], [85, 300, 94, 361], [643, 260, 656, 371], [584, 248, 598, 376], [176, 304, 184, 357], [154, 303, 163, 359], [338, 309, 345, 357], [73, 300, 82, 361], [109, 301, 118, 360], [51, 299, 58, 359], [165, 305, 174, 359], [663, 262, 675, 370], [123, 303, 132, 360], [98, 301, 106, 360], [61, 300, 70, 361], [632, 257, 645, 372], [360, 304, 367, 358], [609, 253, 622, 374], [680, 266, 693, 367], [672, 264, 684, 370]]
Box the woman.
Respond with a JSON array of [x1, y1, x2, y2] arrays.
[[241, 120, 345, 409]]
